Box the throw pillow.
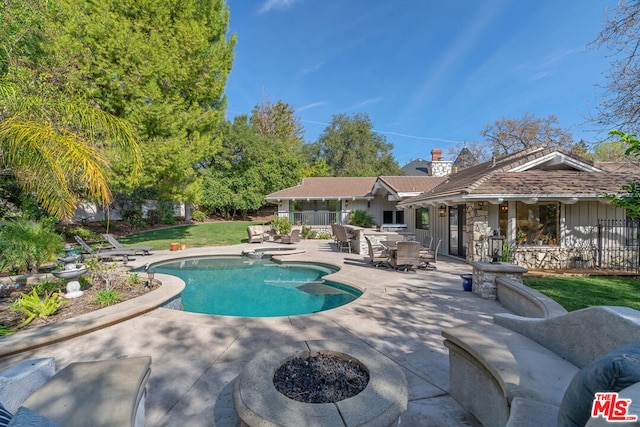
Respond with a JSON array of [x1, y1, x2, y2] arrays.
[[0, 402, 11, 427], [558, 341, 640, 427], [7, 407, 59, 427]]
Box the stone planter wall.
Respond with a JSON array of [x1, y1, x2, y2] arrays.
[[469, 261, 528, 300], [511, 246, 598, 270]]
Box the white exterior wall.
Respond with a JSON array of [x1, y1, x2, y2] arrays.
[[71, 201, 185, 223], [403, 206, 449, 255], [563, 201, 625, 247]]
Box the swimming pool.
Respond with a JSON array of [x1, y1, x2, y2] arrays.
[[151, 256, 362, 317]]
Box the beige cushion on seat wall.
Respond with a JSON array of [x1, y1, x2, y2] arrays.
[[21, 357, 151, 427]]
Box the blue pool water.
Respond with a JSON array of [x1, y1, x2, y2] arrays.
[[151, 256, 361, 317]]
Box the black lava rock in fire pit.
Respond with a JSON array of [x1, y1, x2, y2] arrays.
[[273, 353, 370, 403]]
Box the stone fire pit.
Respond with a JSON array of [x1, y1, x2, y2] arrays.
[[233, 340, 408, 427]]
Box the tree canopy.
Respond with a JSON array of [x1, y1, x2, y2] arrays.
[[201, 111, 304, 218], [593, 1, 640, 134], [481, 113, 574, 157], [309, 113, 402, 177], [0, 0, 142, 220], [46, 0, 236, 208], [606, 130, 640, 218]]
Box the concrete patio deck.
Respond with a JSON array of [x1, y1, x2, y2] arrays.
[[0, 239, 513, 426]]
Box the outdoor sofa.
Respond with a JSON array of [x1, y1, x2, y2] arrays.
[[442, 306, 640, 426], [247, 225, 272, 243]]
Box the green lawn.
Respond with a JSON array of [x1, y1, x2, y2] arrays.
[[523, 276, 640, 311], [116, 221, 266, 250]]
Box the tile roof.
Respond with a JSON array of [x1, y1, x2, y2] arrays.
[[399, 146, 640, 205], [265, 176, 446, 200], [471, 170, 637, 195], [377, 176, 446, 193], [265, 177, 377, 199]]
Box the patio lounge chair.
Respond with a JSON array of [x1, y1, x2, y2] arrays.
[[365, 236, 388, 267], [420, 239, 442, 269], [389, 241, 420, 272], [102, 234, 153, 255], [281, 228, 301, 244], [74, 236, 135, 263]]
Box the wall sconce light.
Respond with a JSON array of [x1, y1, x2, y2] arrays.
[[500, 203, 508, 213], [488, 231, 504, 263], [345, 200, 349, 208], [438, 205, 446, 217]]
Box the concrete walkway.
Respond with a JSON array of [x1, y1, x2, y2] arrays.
[[0, 239, 512, 426]]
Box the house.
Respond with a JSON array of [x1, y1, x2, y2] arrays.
[[396, 146, 640, 270], [266, 145, 640, 270], [265, 175, 446, 227]]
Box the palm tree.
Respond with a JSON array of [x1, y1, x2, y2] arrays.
[[0, 79, 142, 219], [0, 1, 142, 220]]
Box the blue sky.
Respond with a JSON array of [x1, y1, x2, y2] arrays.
[[224, 1, 615, 165]]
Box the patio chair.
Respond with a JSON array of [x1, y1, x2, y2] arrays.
[[365, 236, 388, 267], [389, 241, 420, 272], [74, 236, 135, 263], [334, 225, 353, 253], [102, 234, 153, 255], [420, 239, 442, 270], [281, 228, 300, 244], [421, 236, 434, 251]]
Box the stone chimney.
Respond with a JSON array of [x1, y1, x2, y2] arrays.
[[429, 148, 452, 177]]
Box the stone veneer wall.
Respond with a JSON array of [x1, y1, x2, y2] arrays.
[[470, 261, 527, 300], [467, 202, 489, 263], [511, 245, 602, 270]]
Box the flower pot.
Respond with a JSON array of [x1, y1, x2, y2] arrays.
[[460, 274, 473, 292], [170, 242, 180, 251]]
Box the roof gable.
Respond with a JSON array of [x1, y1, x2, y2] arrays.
[[508, 151, 600, 172]]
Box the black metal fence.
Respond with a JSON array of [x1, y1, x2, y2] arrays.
[[597, 219, 640, 272]]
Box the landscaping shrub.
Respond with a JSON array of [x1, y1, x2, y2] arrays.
[[0, 219, 64, 274], [349, 210, 375, 227], [145, 209, 163, 226], [191, 210, 207, 222], [302, 225, 317, 239], [32, 277, 66, 296], [94, 289, 122, 307], [315, 231, 332, 240], [270, 217, 292, 235], [11, 288, 68, 328], [62, 225, 98, 241], [121, 208, 145, 227]]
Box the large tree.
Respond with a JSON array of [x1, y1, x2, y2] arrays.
[[481, 113, 574, 157], [201, 114, 303, 218], [250, 98, 304, 146], [0, 0, 142, 220], [593, 1, 640, 134], [310, 113, 401, 177], [46, 0, 235, 218]]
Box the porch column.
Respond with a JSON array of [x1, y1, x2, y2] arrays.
[[469, 261, 528, 300]]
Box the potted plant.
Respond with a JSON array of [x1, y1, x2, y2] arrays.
[[270, 217, 292, 236], [516, 230, 527, 245]]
